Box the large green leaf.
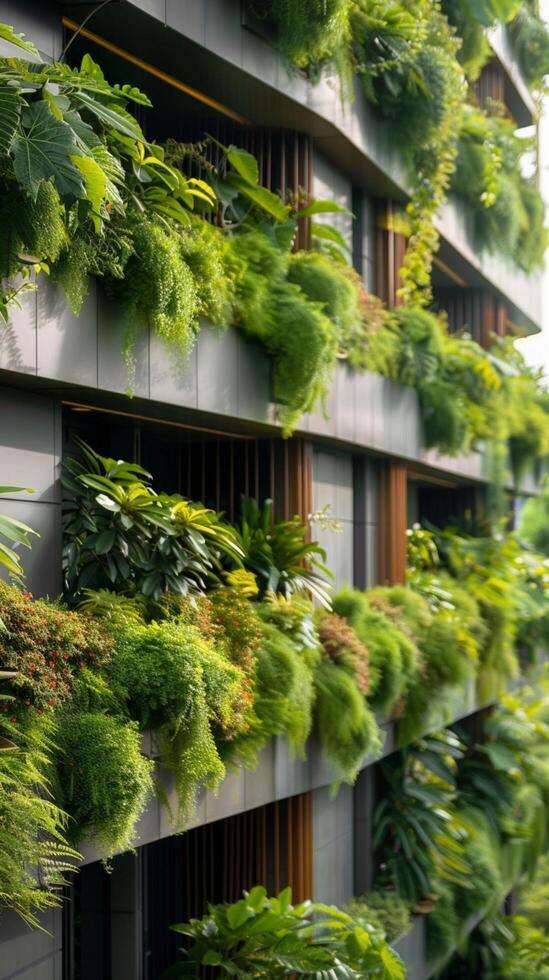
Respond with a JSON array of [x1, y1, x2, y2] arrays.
[[0, 23, 39, 56], [226, 144, 259, 186], [224, 172, 289, 222], [0, 80, 22, 156], [72, 91, 144, 140], [73, 154, 108, 230], [12, 101, 85, 200]]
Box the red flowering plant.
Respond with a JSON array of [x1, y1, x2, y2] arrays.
[[208, 588, 262, 687], [0, 582, 112, 722]]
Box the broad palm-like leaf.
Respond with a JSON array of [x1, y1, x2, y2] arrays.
[[234, 497, 332, 608], [0, 486, 38, 579]]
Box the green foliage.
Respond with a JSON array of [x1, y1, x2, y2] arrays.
[[55, 709, 153, 854], [233, 497, 332, 608], [255, 0, 353, 68], [240, 621, 315, 760], [332, 587, 416, 715], [63, 440, 242, 601], [0, 713, 79, 926], [390, 307, 444, 388], [519, 852, 549, 931], [426, 884, 461, 969], [0, 486, 39, 578], [179, 219, 237, 327], [442, 0, 520, 78], [105, 619, 238, 817], [230, 230, 342, 434], [206, 588, 262, 687], [452, 106, 547, 273], [344, 889, 412, 942], [0, 179, 67, 278], [509, 6, 549, 87], [287, 251, 363, 354], [164, 885, 405, 978], [442, 913, 549, 979], [373, 730, 469, 904], [451, 807, 503, 917], [269, 279, 339, 434], [519, 478, 549, 556], [313, 658, 381, 782], [119, 214, 198, 365], [0, 40, 214, 321]]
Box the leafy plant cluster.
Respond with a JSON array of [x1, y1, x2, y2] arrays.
[[374, 307, 549, 467], [163, 885, 405, 979], [0, 27, 215, 352], [452, 105, 547, 273], [4, 437, 549, 927], [370, 684, 549, 975], [249, 2, 547, 296]]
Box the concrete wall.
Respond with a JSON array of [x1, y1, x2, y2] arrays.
[[312, 785, 354, 906], [0, 909, 62, 980], [313, 152, 354, 253], [0, 0, 61, 61], [312, 448, 355, 590], [1, 277, 491, 485], [0, 387, 62, 597]]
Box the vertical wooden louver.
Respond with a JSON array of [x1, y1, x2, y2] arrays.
[[434, 287, 508, 348], [377, 461, 407, 585], [176, 435, 313, 524], [143, 793, 313, 978], [171, 119, 313, 250], [375, 201, 406, 307], [473, 60, 506, 113]]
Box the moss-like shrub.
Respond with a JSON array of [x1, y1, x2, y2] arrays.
[[232, 231, 338, 433], [179, 220, 237, 327], [0, 180, 67, 279], [332, 588, 410, 715], [419, 378, 469, 454], [344, 889, 411, 942], [316, 610, 370, 693], [121, 214, 198, 357], [56, 710, 153, 854], [268, 280, 338, 434], [260, 0, 353, 67], [244, 622, 315, 759], [313, 658, 381, 782], [231, 231, 288, 338], [287, 251, 362, 352], [106, 620, 245, 814], [207, 588, 262, 686]]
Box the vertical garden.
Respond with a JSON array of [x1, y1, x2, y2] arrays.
[[1, 1, 549, 977]]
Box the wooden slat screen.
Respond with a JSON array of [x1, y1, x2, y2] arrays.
[[473, 59, 506, 113], [173, 435, 313, 524], [144, 793, 313, 978], [375, 200, 406, 307], [169, 119, 313, 250], [434, 287, 508, 348], [377, 461, 407, 585]]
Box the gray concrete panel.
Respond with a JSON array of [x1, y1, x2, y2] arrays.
[[0, 280, 37, 376], [0, 391, 59, 502], [37, 279, 98, 388]]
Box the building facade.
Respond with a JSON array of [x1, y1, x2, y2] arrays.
[[0, 2, 545, 978]]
